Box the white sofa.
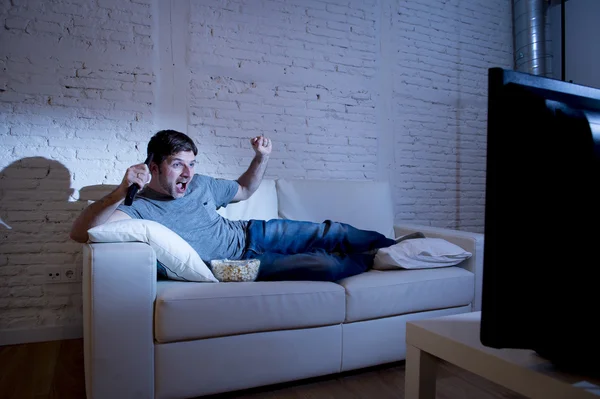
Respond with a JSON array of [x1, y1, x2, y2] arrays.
[[82, 178, 484, 399]]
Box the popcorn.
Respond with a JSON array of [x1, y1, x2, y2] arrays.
[[210, 259, 260, 282]]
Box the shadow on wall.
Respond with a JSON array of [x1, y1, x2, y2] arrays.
[[0, 157, 85, 330], [78, 184, 119, 202]]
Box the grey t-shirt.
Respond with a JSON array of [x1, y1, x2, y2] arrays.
[[117, 174, 248, 263]]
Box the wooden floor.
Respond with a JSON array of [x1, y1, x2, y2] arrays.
[[0, 338, 524, 399]]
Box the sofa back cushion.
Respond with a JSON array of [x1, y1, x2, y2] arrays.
[[276, 179, 395, 239], [217, 179, 278, 221]]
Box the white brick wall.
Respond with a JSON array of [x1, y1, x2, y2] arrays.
[[0, 0, 156, 339], [185, 0, 381, 180], [181, 0, 512, 228], [391, 0, 513, 231], [0, 0, 513, 342]]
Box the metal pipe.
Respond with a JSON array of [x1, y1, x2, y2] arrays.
[[513, 0, 548, 75]]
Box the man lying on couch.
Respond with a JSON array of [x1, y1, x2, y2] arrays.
[[70, 129, 398, 282]]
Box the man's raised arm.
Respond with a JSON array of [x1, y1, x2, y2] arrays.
[[232, 135, 272, 202]]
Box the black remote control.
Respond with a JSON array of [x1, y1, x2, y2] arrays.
[[124, 153, 154, 206]]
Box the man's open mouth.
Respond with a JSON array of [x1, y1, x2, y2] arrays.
[[176, 181, 187, 193]]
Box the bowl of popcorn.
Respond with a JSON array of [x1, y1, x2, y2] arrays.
[[210, 259, 260, 282]]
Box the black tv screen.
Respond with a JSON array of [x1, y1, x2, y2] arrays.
[[480, 67, 600, 374]]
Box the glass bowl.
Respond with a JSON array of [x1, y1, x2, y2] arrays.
[[210, 259, 260, 282]]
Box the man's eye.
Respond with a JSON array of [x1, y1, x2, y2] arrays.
[[173, 163, 181, 168]]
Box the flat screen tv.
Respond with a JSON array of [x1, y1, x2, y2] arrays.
[[480, 67, 600, 375]]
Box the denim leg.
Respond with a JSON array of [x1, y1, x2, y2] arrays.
[[245, 219, 395, 255], [244, 248, 375, 282]]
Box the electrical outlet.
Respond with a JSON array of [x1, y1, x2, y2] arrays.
[[45, 267, 62, 283], [62, 267, 78, 282]]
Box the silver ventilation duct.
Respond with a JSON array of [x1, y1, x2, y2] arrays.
[[513, 0, 549, 75]]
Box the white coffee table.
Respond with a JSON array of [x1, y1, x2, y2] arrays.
[[405, 311, 600, 399]]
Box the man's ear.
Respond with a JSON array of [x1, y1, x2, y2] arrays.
[[149, 161, 160, 175]]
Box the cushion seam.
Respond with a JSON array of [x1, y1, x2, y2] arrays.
[[157, 290, 345, 302], [341, 274, 473, 291], [156, 322, 343, 343]]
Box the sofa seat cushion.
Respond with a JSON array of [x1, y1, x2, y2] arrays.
[[154, 280, 345, 343], [338, 267, 474, 323]]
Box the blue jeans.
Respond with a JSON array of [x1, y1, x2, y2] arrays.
[[241, 219, 396, 282]]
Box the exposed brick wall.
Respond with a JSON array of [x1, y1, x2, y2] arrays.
[[391, 0, 513, 231], [0, 0, 513, 341], [182, 0, 512, 229], [0, 0, 155, 336], [185, 0, 381, 180]]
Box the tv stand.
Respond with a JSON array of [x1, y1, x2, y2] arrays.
[[405, 312, 600, 399]]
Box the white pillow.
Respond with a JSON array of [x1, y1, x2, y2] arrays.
[[87, 219, 218, 283], [373, 238, 472, 270]]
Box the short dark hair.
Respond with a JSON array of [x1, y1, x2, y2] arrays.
[[147, 130, 198, 166]]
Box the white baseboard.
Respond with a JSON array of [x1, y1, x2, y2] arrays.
[[0, 325, 83, 346]]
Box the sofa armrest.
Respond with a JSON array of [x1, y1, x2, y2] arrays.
[[394, 223, 484, 311], [83, 242, 156, 399]]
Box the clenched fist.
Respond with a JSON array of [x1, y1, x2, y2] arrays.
[[250, 135, 272, 157], [120, 162, 151, 194]]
